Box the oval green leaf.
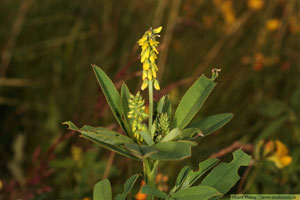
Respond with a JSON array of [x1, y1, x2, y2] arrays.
[[93, 179, 112, 200], [187, 113, 233, 137], [92, 65, 126, 133], [171, 75, 216, 129]]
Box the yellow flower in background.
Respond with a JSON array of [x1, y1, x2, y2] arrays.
[[263, 140, 275, 156], [213, 0, 236, 24], [71, 145, 82, 162], [82, 197, 91, 200], [266, 19, 281, 31], [71, 145, 83, 167], [265, 140, 292, 169], [138, 27, 162, 90], [248, 0, 263, 10], [221, 0, 235, 24], [0, 179, 3, 190]]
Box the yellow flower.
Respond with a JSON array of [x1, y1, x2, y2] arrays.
[[154, 80, 160, 90], [221, 0, 235, 24], [266, 19, 281, 31], [71, 145, 82, 162], [71, 145, 83, 167], [141, 80, 148, 90], [138, 27, 162, 90], [214, 0, 236, 24], [82, 198, 91, 200], [263, 140, 275, 156], [248, 0, 263, 10], [143, 61, 150, 70], [0, 179, 3, 190], [153, 26, 162, 33], [138, 36, 147, 46], [224, 11, 235, 24], [266, 140, 292, 169], [128, 92, 148, 143]]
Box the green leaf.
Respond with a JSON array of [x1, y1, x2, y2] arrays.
[[291, 86, 300, 112], [188, 113, 233, 137], [116, 174, 139, 200], [170, 166, 192, 193], [180, 128, 203, 140], [258, 100, 287, 118], [157, 95, 172, 117], [63, 121, 139, 160], [140, 131, 154, 146], [125, 143, 157, 159], [181, 158, 219, 190], [64, 122, 133, 145], [157, 95, 166, 113], [81, 125, 133, 145], [93, 179, 112, 200], [201, 149, 251, 194], [141, 185, 168, 198], [170, 158, 219, 193], [176, 140, 198, 147], [255, 116, 287, 142], [171, 75, 216, 129], [150, 141, 192, 160], [170, 185, 222, 200], [92, 65, 126, 133], [150, 122, 156, 141], [161, 128, 203, 143], [120, 83, 133, 136], [161, 128, 181, 142], [63, 121, 79, 129]]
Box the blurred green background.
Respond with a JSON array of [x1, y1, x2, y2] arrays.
[[1, 0, 300, 199]]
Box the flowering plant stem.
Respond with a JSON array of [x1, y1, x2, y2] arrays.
[[148, 80, 153, 137], [63, 26, 251, 200], [143, 158, 159, 200], [146, 80, 155, 200]]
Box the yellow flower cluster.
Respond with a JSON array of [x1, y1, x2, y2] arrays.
[[264, 140, 292, 169], [213, 0, 236, 24], [71, 145, 83, 167], [128, 92, 148, 143], [266, 19, 281, 31], [248, 0, 263, 10], [138, 26, 162, 90]]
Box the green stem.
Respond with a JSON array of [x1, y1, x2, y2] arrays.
[[148, 80, 153, 138], [143, 159, 159, 200]]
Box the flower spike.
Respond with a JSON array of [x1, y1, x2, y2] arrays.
[[127, 92, 148, 143], [138, 27, 162, 90]]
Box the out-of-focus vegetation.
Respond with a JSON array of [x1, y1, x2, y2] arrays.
[[0, 0, 300, 199]]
